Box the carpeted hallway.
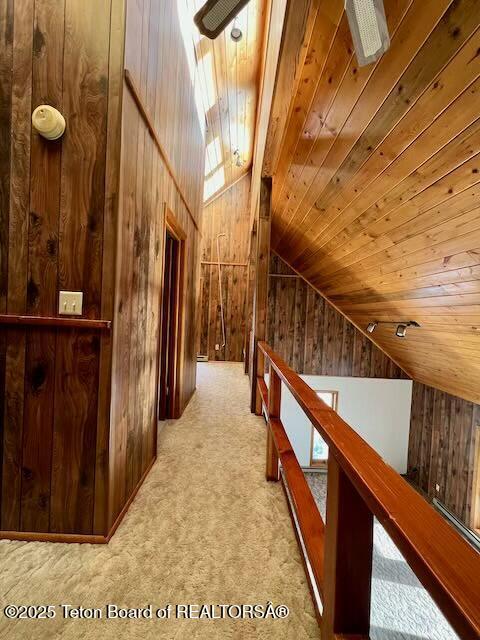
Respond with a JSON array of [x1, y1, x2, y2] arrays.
[[0, 363, 318, 640]]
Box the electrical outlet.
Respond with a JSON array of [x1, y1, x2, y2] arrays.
[[59, 291, 83, 316], [435, 483, 440, 493], [215, 344, 220, 351]]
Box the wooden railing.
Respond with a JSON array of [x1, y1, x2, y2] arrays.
[[255, 341, 480, 640]]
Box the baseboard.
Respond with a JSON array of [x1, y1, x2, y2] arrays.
[[0, 456, 157, 545], [0, 530, 108, 544]]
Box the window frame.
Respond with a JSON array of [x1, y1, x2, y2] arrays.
[[309, 390, 338, 469]]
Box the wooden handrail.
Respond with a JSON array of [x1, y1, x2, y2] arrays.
[[257, 340, 480, 640]]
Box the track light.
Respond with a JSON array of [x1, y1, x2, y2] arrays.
[[367, 319, 420, 338], [345, 0, 390, 67], [396, 324, 407, 338], [194, 0, 251, 40]]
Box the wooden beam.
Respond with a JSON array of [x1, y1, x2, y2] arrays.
[[250, 178, 272, 413], [262, 0, 320, 177], [249, 0, 288, 229]]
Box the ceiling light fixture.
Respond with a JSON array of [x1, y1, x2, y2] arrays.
[[345, 0, 390, 67], [194, 0, 251, 40]]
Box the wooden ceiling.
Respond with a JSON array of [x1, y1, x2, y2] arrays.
[[267, 0, 480, 403], [187, 0, 266, 201]]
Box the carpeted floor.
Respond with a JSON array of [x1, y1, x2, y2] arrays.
[[0, 363, 318, 640], [306, 473, 458, 640]]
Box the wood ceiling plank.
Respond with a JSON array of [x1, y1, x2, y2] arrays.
[[273, 0, 412, 241], [311, 115, 480, 268], [296, 32, 480, 269], [314, 227, 480, 294], [322, 249, 480, 297], [308, 171, 480, 280], [273, 0, 453, 256]]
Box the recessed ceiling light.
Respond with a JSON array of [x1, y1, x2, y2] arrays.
[[366, 321, 378, 333]]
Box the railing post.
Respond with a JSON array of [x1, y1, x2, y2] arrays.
[[266, 365, 280, 481], [253, 344, 264, 416], [322, 454, 373, 639]]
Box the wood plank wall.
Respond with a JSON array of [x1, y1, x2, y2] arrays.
[[268, 255, 407, 378], [408, 382, 480, 527], [0, 0, 205, 538], [0, 0, 116, 537], [269, 255, 479, 528], [198, 173, 251, 362], [109, 0, 205, 527]]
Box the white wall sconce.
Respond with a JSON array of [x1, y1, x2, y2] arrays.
[[32, 105, 66, 140]]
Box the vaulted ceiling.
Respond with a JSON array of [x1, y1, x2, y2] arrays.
[[267, 0, 480, 403], [187, 0, 267, 201]]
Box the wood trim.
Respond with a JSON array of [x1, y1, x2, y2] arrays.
[[164, 206, 187, 419], [472, 426, 480, 533], [0, 314, 111, 330], [203, 169, 251, 208], [258, 341, 480, 640], [124, 69, 199, 232], [201, 261, 248, 267], [0, 530, 108, 544], [310, 390, 338, 468], [268, 272, 298, 278]]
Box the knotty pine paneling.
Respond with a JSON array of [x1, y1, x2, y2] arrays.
[[267, 255, 407, 379], [198, 173, 251, 361], [270, 0, 480, 403], [408, 381, 480, 528], [108, 0, 205, 526]]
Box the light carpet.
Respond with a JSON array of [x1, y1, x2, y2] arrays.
[[0, 363, 318, 640], [306, 473, 458, 640]]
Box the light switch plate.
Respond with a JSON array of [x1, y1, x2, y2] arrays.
[[59, 291, 83, 316]]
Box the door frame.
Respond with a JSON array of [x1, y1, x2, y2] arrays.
[[158, 204, 187, 420]]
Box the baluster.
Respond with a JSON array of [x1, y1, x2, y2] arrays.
[[266, 364, 280, 481], [322, 454, 373, 639]]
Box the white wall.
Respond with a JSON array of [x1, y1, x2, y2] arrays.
[[266, 374, 413, 473]]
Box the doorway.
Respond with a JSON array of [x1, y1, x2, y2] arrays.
[[158, 208, 186, 420]]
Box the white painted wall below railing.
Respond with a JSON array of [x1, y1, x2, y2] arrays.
[[265, 373, 413, 474]]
